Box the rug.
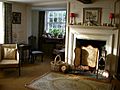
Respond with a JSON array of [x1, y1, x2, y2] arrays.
[[25, 72, 112, 90]]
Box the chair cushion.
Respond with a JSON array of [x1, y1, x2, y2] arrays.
[[32, 51, 43, 54], [3, 48, 16, 59], [0, 60, 19, 64]]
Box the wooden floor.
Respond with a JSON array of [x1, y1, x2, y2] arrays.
[[0, 55, 52, 90], [0, 55, 120, 90]]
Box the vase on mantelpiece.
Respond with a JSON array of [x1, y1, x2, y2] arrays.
[[69, 13, 76, 25], [109, 13, 114, 26]]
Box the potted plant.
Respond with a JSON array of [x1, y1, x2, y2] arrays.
[[50, 29, 61, 38]]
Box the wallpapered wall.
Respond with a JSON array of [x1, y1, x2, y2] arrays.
[[69, 0, 117, 25], [12, 2, 30, 44]]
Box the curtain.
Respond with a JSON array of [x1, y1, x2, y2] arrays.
[[4, 2, 12, 44], [38, 11, 45, 50]]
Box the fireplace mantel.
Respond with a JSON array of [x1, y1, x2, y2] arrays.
[[68, 25, 117, 30], [65, 25, 119, 73]]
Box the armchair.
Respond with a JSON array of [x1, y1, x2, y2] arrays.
[[0, 44, 21, 76]]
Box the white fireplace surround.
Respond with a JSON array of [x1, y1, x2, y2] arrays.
[[65, 25, 119, 72]]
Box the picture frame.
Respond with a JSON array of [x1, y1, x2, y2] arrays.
[[83, 8, 102, 25], [12, 12, 21, 24]]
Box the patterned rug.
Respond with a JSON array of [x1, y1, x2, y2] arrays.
[[25, 72, 112, 90]]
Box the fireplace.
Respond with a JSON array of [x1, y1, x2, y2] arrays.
[[75, 39, 106, 70], [65, 25, 119, 74], [76, 39, 106, 57]]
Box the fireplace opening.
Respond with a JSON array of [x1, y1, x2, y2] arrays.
[[76, 39, 106, 57], [75, 39, 107, 70], [76, 39, 106, 53]]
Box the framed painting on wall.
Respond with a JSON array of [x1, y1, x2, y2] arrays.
[[83, 8, 102, 25], [12, 12, 21, 24]]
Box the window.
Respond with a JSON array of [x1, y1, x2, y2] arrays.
[[45, 10, 66, 37], [0, 2, 4, 44]]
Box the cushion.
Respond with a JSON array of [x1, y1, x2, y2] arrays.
[[3, 48, 16, 59], [0, 60, 19, 64]]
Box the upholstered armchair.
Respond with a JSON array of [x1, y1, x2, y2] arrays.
[[0, 44, 21, 76]]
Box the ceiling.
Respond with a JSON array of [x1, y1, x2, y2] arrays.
[[6, 0, 67, 10], [6, 0, 67, 4], [6, 0, 94, 4], [7, 0, 63, 3]]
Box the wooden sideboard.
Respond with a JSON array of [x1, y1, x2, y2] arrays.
[[38, 37, 65, 56], [40, 37, 64, 44]]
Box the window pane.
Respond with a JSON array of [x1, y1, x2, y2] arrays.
[[58, 24, 61, 28], [54, 12, 57, 17], [49, 23, 53, 28], [49, 18, 53, 22], [54, 18, 57, 22], [49, 12, 53, 17], [58, 18, 62, 22]]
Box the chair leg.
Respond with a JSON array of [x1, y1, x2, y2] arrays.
[[19, 68, 20, 76], [18, 64, 21, 76], [30, 55, 34, 63], [41, 54, 43, 62], [32, 55, 35, 63]]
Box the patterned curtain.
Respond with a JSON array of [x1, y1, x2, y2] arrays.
[[38, 11, 45, 50], [4, 2, 12, 43]]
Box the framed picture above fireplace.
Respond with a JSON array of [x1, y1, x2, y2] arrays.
[[83, 8, 102, 26]]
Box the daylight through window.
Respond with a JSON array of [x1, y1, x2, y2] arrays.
[[0, 2, 4, 44], [45, 10, 66, 38]]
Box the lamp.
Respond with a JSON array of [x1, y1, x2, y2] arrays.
[[109, 13, 114, 26], [69, 13, 76, 25]]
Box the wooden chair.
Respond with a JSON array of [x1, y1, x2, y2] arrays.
[[28, 36, 44, 63], [53, 44, 65, 61], [0, 44, 21, 76]]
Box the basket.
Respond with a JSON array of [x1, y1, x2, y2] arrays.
[[50, 55, 65, 72]]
